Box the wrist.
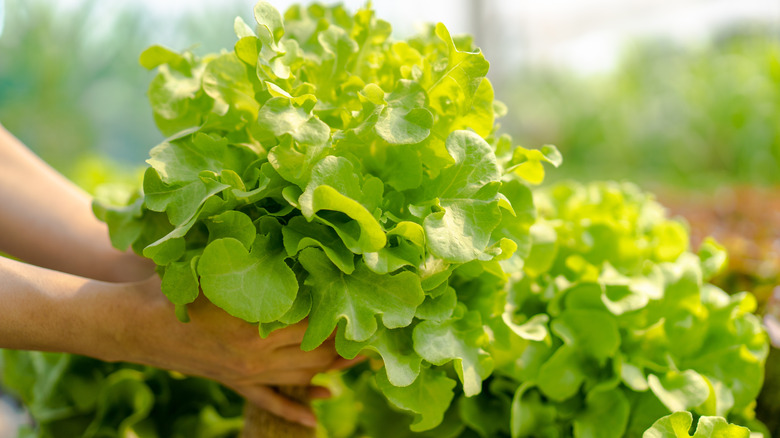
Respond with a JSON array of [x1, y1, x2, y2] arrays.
[[94, 276, 169, 363], [100, 250, 156, 283], [0, 257, 140, 360], [50, 275, 166, 364]]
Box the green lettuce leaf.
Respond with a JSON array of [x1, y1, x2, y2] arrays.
[[413, 307, 494, 396], [642, 411, 751, 438], [375, 366, 456, 432], [298, 248, 424, 350], [198, 235, 298, 323]]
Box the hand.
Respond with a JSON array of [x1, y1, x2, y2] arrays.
[[110, 276, 357, 427], [0, 251, 357, 428]]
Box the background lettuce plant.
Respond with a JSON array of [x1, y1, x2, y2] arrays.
[[503, 182, 768, 437]]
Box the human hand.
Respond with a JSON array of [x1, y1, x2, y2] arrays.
[[104, 276, 359, 427], [0, 252, 357, 427]]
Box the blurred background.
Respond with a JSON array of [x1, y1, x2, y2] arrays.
[[0, 0, 779, 434], [1, 0, 779, 186]]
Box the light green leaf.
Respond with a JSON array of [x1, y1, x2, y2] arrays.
[[424, 131, 502, 262], [648, 370, 711, 413], [202, 53, 259, 114], [507, 144, 562, 185], [374, 80, 433, 145], [413, 309, 493, 396], [510, 384, 558, 438], [698, 237, 728, 281], [502, 313, 549, 342], [424, 199, 502, 263], [205, 210, 256, 250], [375, 367, 456, 432], [161, 256, 200, 322], [336, 326, 422, 387], [147, 71, 206, 135], [92, 195, 144, 252], [139, 45, 187, 71], [335, 133, 424, 192], [536, 345, 586, 401], [198, 236, 297, 323], [492, 179, 535, 262], [363, 224, 426, 274], [540, 144, 563, 167], [146, 133, 232, 185], [299, 156, 386, 253], [602, 283, 651, 315], [642, 411, 751, 438], [691, 416, 751, 438], [425, 23, 489, 116], [161, 257, 200, 307], [451, 78, 495, 138], [415, 286, 457, 322], [256, 97, 330, 146], [258, 287, 313, 338], [433, 130, 501, 199], [573, 388, 630, 438], [551, 309, 620, 362], [144, 168, 229, 226], [235, 36, 261, 66], [652, 221, 689, 262], [643, 411, 696, 438], [298, 248, 424, 350], [318, 25, 359, 75], [389, 221, 426, 247], [230, 162, 290, 205], [142, 234, 185, 265], [142, 194, 226, 265], [267, 137, 328, 188], [254, 1, 284, 43], [620, 359, 649, 392], [459, 387, 511, 438], [521, 221, 557, 277], [282, 216, 355, 274], [234, 16, 256, 39]]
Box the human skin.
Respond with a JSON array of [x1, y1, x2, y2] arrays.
[[0, 125, 354, 427]]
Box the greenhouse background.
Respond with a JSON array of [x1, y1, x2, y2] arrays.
[[1, 0, 779, 436]]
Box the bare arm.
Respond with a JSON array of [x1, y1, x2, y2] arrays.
[[0, 125, 152, 282], [0, 255, 359, 426]]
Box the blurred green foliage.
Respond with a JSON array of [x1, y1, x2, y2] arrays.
[[0, 0, 152, 173], [4, 2, 777, 191], [506, 26, 780, 189], [0, 0, 247, 179]]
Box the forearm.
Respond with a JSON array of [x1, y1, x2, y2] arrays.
[[0, 125, 152, 281], [0, 255, 346, 426], [0, 255, 136, 362]]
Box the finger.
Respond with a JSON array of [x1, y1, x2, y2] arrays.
[[328, 355, 368, 371], [309, 386, 332, 400], [233, 385, 317, 428], [262, 320, 309, 347], [270, 340, 339, 370], [249, 369, 319, 386]]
